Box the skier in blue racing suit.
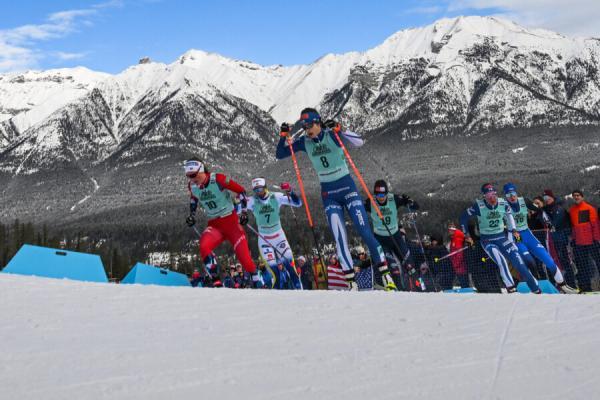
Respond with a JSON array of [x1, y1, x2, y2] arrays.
[[460, 183, 540, 293], [502, 183, 577, 293], [275, 108, 395, 291]]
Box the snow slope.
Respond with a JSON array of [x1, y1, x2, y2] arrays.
[[1, 273, 599, 400]]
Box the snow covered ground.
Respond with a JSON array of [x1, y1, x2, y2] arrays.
[[1, 273, 599, 400]]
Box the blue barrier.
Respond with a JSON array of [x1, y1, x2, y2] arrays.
[[517, 280, 559, 294], [443, 287, 476, 293], [121, 262, 191, 287], [2, 244, 108, 283]]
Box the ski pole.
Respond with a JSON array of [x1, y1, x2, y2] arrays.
[[330, 129, 414, 290], [276, 185, 318, 289], [406, 206, 438, 291], [434, 246, 469, 262], [244, 223, 287, 261], [285, 132, 327, 279]]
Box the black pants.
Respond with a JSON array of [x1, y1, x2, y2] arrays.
[[375, 231, 415, 268], [574, 244, 599, 292], [467, 244, 502, 293], [551, 231, 577, 287]]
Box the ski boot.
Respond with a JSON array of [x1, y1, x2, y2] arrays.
[[557, 282, 579, 294], [506, 285, 517, 293], [375, 262, 397, 291], [382, 272, 398, 291]]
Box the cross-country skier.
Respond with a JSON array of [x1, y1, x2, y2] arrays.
[[364, 180, 419, 284], [502, 183, 578, 293], [275, 108, 396, 291], [460, 183, 540, 293], [184, 158, 262, 287], [246, 177, 303, 289]]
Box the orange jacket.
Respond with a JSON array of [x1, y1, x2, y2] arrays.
[[569, 201, 600, 246]]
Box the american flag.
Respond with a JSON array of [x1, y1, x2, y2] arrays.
[[327, 263, 349, 290], [356, 267, 373, 290]]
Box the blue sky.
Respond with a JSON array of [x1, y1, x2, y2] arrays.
[[1, 0, 599, 73]]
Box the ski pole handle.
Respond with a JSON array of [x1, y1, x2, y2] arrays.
[[434, 246, 469, 262]]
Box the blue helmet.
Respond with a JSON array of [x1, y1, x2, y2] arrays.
[[503, 182, 517, 194], [299, 108, 321, 126]]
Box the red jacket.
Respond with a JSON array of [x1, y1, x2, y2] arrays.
[[449, 229, 467, 275], [569, 201, 600, 246]]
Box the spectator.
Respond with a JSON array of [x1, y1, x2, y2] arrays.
[[353, 246, 375, 290], [223, 265, 237, 288], [543, 189, 577, 288], [235, 263, 252, 288], [527, 196, 547, 231], [568, 190, 600, 292], [257, 260, 273, 289], [448, 222, 469, 288], [297, 256, 315, 290], [465, 239, 502, 293], [526, 196, 550, 279], [190, 268, 202, 287], [273, 261, 293, 289], [426, 234, 452, 290], [327, 255, 349, 290]]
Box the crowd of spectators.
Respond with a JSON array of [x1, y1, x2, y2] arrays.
[[189, 188, 599, 293]]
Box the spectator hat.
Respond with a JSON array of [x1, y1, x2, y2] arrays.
[[543, 189, 555, 199]]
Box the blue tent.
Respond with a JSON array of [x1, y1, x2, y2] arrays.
[[121, 262, 191, 287], [2, 244, 108, 283]]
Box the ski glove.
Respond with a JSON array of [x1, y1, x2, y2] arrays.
[[239, 211, 249, 226], [280, 122, 290, 137], [186, 215, 196, 227], [280, 182, 292, 193], [324, 119, 341, 133]]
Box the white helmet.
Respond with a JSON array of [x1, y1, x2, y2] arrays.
[[252, 177, 266, 190], [184, 159, 204, 176]]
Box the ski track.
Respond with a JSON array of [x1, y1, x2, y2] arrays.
[[1, 274, 600, 400], [70, 176, 100, 212], [488, 297, 517, 399]]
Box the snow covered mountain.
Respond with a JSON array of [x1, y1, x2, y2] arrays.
[[1, 16, 599, 223]]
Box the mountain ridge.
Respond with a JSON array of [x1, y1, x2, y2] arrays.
[[0, 15, 599, 226]]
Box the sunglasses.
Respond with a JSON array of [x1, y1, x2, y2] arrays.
[[375, 192, 386, 197], [302, 121, 316, 130], [505, 192, 517, 198], [186, 172, 198, 179], [253, 187, 265, 193]]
